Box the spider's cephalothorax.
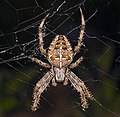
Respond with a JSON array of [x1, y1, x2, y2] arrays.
[[29, 8, 93, 111]]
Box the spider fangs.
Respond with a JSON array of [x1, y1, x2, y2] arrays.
[[29, 8, 93, 111]]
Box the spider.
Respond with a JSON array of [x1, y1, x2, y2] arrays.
[[29, 7, 93, 111]]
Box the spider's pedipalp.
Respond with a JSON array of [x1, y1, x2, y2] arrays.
[[31, 70, 53, 111]]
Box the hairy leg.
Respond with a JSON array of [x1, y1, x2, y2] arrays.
[[38, 14, 49, 56], [74, 8, 85, 55], [69, 56, 84, 68], [31, 70, 53, 111], [66, 69, 93, 109], [29, 56, 51, 68]]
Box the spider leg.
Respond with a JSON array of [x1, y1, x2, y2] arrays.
[[66, 69, 93, 109], [38, 14, 49, 56], [28, 56, 51, 68], [69, 56, 84, 69], [74, 8, 85, 55], [31, 70, 53, 111]]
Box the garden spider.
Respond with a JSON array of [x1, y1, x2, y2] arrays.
[[29, 7, 93, 111]]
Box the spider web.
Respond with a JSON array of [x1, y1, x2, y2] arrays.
[[0, 0, 120, 117]]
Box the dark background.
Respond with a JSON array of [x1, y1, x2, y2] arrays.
[[0, 0, 120, 117]]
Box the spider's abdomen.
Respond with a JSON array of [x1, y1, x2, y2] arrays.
[[48, 35, 73, 68]]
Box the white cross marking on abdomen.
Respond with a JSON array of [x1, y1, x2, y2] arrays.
[[59, 43, 63, 68]]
